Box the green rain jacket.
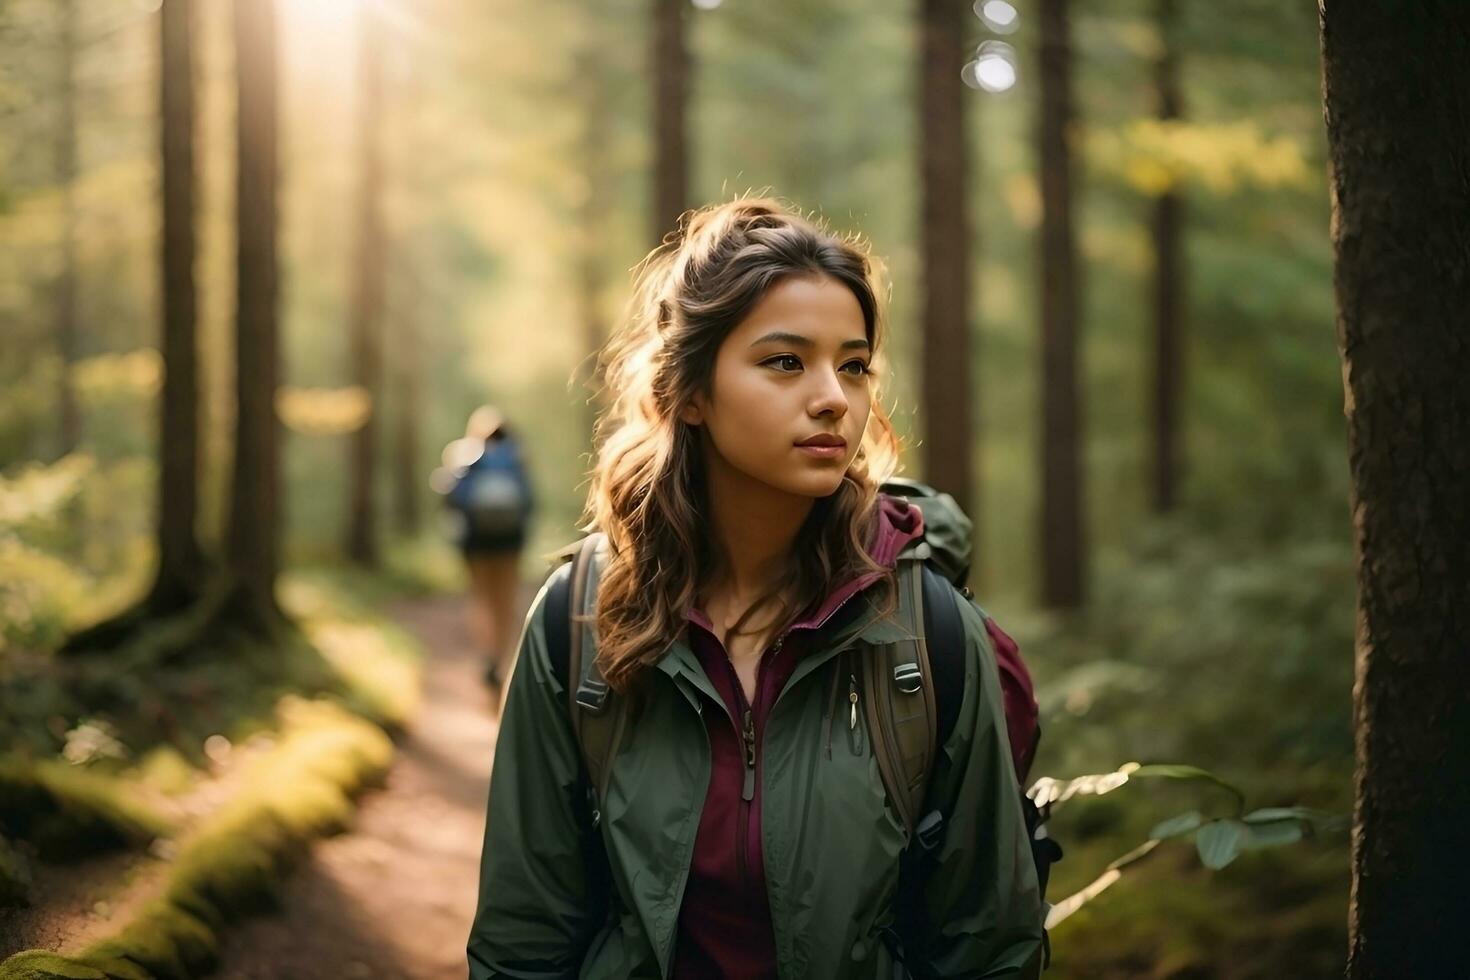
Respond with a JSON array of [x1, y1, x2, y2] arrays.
[[469, 552, 1044, 979]]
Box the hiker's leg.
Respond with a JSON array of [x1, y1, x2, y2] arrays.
[[464, 554, 498, 662], [484, 551, 522, 676]]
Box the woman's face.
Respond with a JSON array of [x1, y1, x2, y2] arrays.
[[681, 274, 873, 500]]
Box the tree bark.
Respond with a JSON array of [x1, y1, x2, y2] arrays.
[[1150, 0, 1184, 514], [917, 0, 976, 540], [1038, 0, 1084, 608], [650, 0, 688, 244], [1320, 3, 1470, 976], [227, 0, 281, 616], [55, 0, 80, 458], [391, 261, 422, 537], [151, 0, 207, 613], [579, 36, 610, 445], [346, 5, 385, 565]]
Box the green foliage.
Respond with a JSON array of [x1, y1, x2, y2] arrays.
[[0, 759, 173, 862], [160, 697, 392, 924], [276, 570, 425, 730], [0, 452, 153, 654], [131, 747, 196, 798], [1089, 119, 1315, 196], [0, 699, 393, 980], [1049, 844, 1347, 980], [1018, 516, 1352, 975], [1032, 759, 1344, 937], [0, 951, 110, 980]]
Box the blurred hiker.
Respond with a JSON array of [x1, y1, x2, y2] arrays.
[[468, 199, 1045, 978], [437, 405, 534, 707]]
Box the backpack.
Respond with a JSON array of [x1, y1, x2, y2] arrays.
[[544, 480, 1061, 965], [447, 438, 531, 537]]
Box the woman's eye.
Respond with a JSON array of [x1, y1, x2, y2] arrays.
[[764, 355, 803, 372], [842, 360, 871, 376]]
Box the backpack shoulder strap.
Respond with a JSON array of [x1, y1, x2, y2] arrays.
[[564, 533, 626, 820], [861, 558, 938, 838], [919, 563, 966, 751]]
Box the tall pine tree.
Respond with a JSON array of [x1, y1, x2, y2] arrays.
[[917, 0, 976, 542], [346, 4, 386, 566], [1320, 3, 1470, 975], [1149, 0, 1184, 513], [54, 0, 80, 458], [1038, 0, 1084, 607], [226, 0, 282, 621], [152, 0, 207, 613], [651, 0, 689, 242]]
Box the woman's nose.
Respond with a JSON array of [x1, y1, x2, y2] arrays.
[[808, 371, 849, 418]]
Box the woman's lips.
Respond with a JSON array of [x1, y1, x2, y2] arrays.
[[796, 443, 845, 459]]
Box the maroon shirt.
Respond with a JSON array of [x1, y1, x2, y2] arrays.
[[670, 497, 924, 978]]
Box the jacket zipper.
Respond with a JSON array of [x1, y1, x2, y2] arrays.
[[723, 634, 783, 888], [737, 706, 755, 883]]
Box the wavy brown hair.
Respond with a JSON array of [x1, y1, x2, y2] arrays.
[[580, 198, 903, 692]]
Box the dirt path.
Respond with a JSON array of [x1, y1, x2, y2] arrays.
[[212, 588, 528, 980]]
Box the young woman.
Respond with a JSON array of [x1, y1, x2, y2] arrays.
[[468, 200, 1043, 978]]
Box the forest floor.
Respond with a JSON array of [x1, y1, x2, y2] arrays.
[[208, 590, 522, 980], [0, 579, 529, 979]]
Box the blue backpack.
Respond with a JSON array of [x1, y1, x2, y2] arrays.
[[447, 439, 532, 538]]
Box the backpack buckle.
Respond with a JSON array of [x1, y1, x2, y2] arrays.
[[575, 675, 611, 713], [915, 809, 944, 851], [897, 540, 932, 562], [893, 661, 922, 694]]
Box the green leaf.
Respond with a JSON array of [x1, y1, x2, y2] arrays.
[[1149, 810, 1204, 840], [1242, 820, 1305, 849], [1242, 806, 1320, 824], [1196, 819, 1246, 869], [1128, 764, 1248, 815]]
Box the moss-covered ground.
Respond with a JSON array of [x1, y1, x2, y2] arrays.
[[0, 568, 421, 980]]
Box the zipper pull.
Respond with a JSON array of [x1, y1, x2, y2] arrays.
[[849, 675, 859, 731], [741, 708, 756, 801], [742, 708, 756, 767]]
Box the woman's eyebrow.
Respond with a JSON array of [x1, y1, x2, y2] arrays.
[[748, 331, 870, 351]]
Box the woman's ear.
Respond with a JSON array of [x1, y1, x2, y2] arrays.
[[679, 398, 705, 426]]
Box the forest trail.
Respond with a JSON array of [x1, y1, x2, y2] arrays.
[[213, 588, 529, 980]]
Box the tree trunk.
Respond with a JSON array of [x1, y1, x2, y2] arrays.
[[650, 0, 688, 244], [391, 262, 422, 537], [55, 0, 80, 458], [579, 37, 610, 445], [1150, 0, 1184, 514], [227, 0, 281, 618], [1037, 0, 1084, 608], [1320, 3, 1470, 976], [346, 5, 385, 565], [917, 0, 976, 540], [151, 0, 207, 613]]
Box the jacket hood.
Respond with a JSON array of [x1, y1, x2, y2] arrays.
[[867, 491, 926, 568], [783, 491, 925, 631]]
